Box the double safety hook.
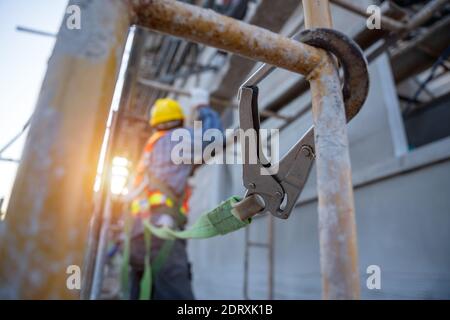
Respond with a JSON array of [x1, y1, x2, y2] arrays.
[[233, 28, 370, 220]]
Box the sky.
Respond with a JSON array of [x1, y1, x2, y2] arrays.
[[0, 0, 69, 212]]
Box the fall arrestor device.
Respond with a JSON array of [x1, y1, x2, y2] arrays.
[[233, 28, 370, 220]]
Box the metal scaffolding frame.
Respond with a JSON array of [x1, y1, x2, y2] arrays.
[[259, 0, 449, 123], [131, 1, 449, 127], [1, 0, 448, 300]]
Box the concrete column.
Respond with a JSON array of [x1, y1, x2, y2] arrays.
[[0, 0, 130, 299]]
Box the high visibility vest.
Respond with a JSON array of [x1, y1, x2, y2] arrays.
[[131, 130, 191, 218]]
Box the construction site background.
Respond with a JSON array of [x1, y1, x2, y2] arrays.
[[0, 0, 449, 300]]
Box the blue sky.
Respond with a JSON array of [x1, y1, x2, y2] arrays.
[[0, 0, 68, 211]]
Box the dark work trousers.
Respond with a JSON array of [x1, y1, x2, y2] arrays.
[[129, 216, 195, 300]]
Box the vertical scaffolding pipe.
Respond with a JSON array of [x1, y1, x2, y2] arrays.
[[83, 26, 147, 299], [302, 0, 360, 299], [0, 0, 130, 299], [87, 111, 118, 300], [89, 189, 113, 300]]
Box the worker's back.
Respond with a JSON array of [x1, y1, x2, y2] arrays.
[[143, 106, 223, 196], [128, 93, 222, 300]]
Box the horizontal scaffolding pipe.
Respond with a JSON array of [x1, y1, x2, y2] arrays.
[[16, 26, 57, 38], [131, 0, 324, 77], [405, 0, 448, 30], [0, 157, 20, 163]]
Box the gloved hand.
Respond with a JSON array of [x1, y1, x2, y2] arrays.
[[189, 88, 210, 109]]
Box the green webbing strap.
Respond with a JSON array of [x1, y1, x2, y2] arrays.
[[121, 196, 251, 300], [138, 237, 175, 300], [143, 196, 250, 240], [139, 221, 152, 300], [145, 172, 187, 227], [120, 210, 132, 300], [152, 239, 175, 276]]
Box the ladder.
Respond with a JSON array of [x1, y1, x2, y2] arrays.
[[243, 214, 274, 300]]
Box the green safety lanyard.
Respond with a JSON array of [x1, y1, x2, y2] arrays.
[[121, 196, 251, 300]]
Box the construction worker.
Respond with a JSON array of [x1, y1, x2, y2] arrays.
[[127, 89, 222, 300]]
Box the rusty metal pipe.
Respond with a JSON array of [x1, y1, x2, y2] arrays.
[[310, 61, 360, 300], [302, 0, 360, 300], [130, 0, 324, 77], [0, 0, 130, 299]]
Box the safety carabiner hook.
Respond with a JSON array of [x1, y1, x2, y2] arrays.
[[233, 28, 369, 220]]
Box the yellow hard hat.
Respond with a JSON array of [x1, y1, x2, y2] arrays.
[[149, 98, 184, 127]]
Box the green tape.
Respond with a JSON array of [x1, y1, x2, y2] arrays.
[[143, 196, 251, 240], [121, 196, 251, 299]]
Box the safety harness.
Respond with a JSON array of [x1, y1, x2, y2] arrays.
[[130, 130, 190, 221], [121, 131, 252, 300]]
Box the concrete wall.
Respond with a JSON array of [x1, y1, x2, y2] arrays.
[[187, 126, 450, 300], [183, 2, 450, 300]]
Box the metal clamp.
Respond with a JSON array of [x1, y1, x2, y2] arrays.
[[233, 28, 369, 220], [298, 28, 369, 121]]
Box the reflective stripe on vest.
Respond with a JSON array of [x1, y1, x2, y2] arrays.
[[131, 191, 175, 215], [131, 130, 190, 216]]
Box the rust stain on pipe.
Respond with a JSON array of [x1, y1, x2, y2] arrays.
[[0, 0, 130, 299], [130, 0, 324, 77], [310, 56, 360, 300], [303, 0, 360, 300]]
